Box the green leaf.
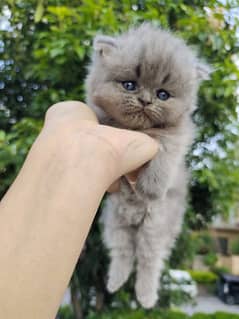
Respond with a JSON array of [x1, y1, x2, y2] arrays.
[[6, 0, 14, 6], [0, 131, 6, 142], [74, 46, 85, 59], [34, 0, 44, 23]]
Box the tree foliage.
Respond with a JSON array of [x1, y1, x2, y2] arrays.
[[1, 0, 239, 316]]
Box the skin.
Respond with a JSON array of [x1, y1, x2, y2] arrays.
[[0, 101, 158, 319]]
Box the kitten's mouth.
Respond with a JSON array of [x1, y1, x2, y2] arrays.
[[122, 109, 151, 121], [124, 106, 160, 119], [120, 108, 157, 130], [98, 101, 160, 130], [130, 108, 161, 122], [124, 108, 151, 119]]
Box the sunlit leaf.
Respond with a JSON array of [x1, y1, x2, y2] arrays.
[[34, 0, 44, 23]]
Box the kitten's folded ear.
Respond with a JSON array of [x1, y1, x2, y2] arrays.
[[196, 61, 213, 81], [93, 35, 118, 57]]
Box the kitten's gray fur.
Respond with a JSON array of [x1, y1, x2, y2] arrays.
[[86, 24, 210, 308]]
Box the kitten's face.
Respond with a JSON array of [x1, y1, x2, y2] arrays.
[[87, 25, 209, 130]]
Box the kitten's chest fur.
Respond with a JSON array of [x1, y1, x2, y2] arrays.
[[103, 114, 192, 226]]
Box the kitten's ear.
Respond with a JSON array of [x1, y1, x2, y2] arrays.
[[196, 61, 213, 81], [93, 35, 118, 57]]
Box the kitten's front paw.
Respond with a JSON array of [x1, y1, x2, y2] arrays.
[[136, 181, 159, 200], [135, 167, 161, 200]]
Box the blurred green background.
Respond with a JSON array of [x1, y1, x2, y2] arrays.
[[1, 0, 239, 318]]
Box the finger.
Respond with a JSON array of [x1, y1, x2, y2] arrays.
[[44, 101, 98, 127], [107, 180, 120, 193], [96, 127, 159, 179], [119, 131, 158, 176], [141, 128, 161, 139], [125, 166, 143, 184]]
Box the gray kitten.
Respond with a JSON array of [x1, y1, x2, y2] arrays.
[[86, 24, 210, 308]]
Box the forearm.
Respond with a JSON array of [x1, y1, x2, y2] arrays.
[[0, 100, 158, 319], [0, 132, 110, 319]]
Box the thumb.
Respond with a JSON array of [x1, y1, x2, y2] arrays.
[[117, 130, 159, 177]]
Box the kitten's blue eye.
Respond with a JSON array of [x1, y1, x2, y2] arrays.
[[122, 81, 137, 91], [157, 89, 170, 101]]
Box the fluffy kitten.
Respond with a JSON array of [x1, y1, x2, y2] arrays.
[[86, 24, 210, 308]]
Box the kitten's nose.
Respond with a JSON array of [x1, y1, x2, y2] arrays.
[[138, 97, 151, 107]]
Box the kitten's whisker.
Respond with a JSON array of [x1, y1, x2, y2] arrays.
[[144, 108, 162, 120], [123, 107, 143, 115]]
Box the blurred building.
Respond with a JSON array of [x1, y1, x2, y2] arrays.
[[209, 208, 239, 275]]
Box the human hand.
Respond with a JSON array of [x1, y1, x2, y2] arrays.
[[0, 100, 159, 319], [107, 129, 160, 193], [42, 101, 158, 190]]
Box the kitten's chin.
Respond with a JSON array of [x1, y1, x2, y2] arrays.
[[117, 113, 155, 130]]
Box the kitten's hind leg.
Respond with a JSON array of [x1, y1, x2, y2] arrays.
[[135, 193, 186, 308], [102, 198, 135, 293], [107, 227, 135, 293], [135, 215, 165, 309]]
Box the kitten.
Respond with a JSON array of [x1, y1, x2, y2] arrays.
[[86, 23, 210, 308]]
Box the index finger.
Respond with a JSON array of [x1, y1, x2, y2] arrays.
[[44, 101, 98, 127]]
